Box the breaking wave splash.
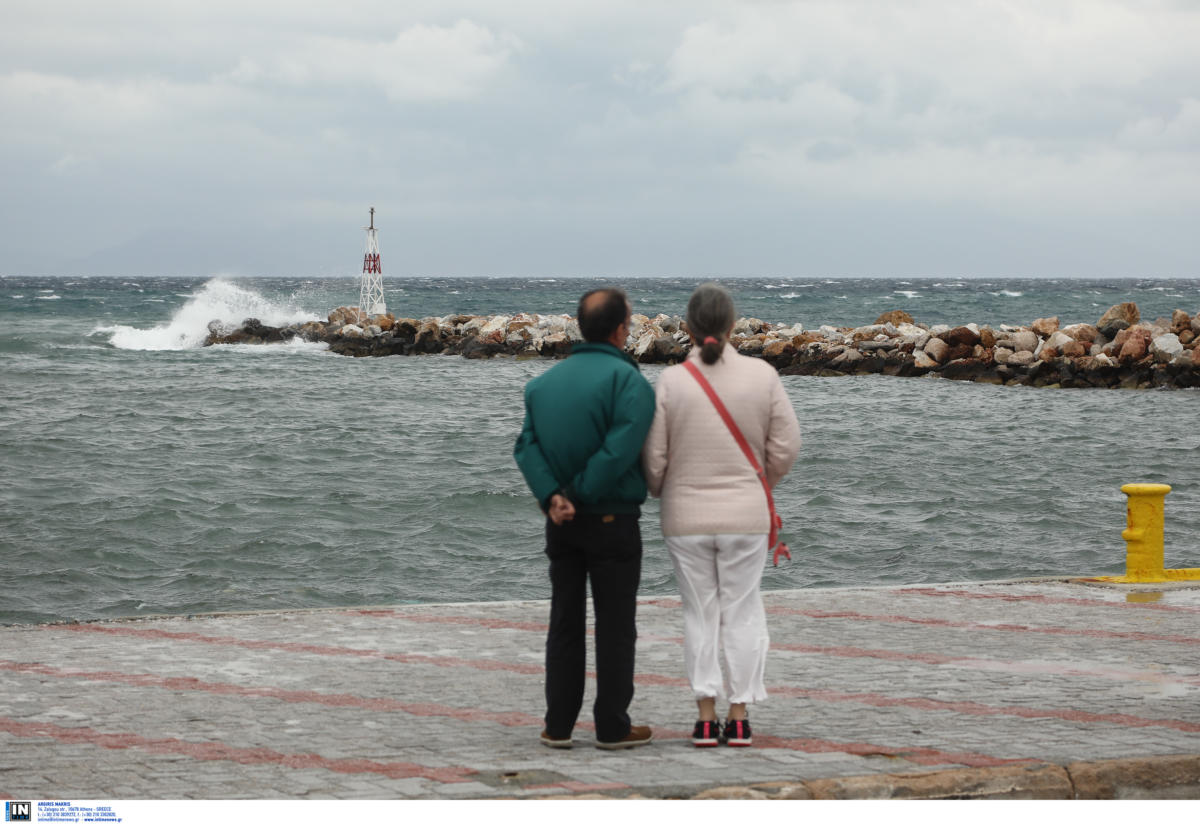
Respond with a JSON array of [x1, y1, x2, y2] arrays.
[[96, 279, 320, 350]]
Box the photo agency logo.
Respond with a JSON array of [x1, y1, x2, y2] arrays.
[[4, 802, 31, 822]]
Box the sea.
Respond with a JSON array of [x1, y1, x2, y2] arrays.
[[2, 275, 1199, 625]]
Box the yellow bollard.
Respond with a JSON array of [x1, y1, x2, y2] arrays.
[[1120, 483, 1171, 582], [1092, 483, 1200, 583]]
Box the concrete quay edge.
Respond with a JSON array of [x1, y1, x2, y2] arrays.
[[533, 754, 1200, 800]]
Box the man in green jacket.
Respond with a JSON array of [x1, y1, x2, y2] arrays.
[[513, 287, 656, 750]]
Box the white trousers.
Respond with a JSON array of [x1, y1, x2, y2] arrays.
[[665, 533, 769, 704]]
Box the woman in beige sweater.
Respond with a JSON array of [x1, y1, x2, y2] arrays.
[[642, 283, 801, 747]]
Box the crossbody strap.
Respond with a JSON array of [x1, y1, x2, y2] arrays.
[[682, 360, 791, 566]]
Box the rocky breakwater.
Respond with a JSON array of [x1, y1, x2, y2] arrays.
[[204, 302, 1200, 389], [775, 304, 1200, 389]]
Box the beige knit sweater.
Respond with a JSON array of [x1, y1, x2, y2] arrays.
[[642, 344, 802, 537]]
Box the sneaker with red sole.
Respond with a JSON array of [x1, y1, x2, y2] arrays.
[[722, 718, 752, 747], [691, 719, 720, 747]]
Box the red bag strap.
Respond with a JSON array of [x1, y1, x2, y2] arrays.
[[682, 360, 791, 566]]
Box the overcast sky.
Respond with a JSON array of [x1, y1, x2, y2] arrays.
[[2, 1, 1198, 278]]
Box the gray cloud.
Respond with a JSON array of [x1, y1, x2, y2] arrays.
[[1, 0, 1198, 277]]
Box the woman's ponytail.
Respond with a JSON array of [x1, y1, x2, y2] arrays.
[[687, 283, 736, 365]]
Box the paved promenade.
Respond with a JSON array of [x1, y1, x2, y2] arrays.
[[2, 578, 1199, 800]]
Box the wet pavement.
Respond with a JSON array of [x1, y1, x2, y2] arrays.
[[2, 578, 1198, 799]]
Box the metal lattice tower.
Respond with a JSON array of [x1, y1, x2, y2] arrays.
[[359, 207, 386, 316]]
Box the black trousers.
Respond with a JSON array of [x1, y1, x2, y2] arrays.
[[543, 512, 642, 743]]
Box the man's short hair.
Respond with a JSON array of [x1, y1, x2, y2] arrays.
[[577, 288, 630, 343]]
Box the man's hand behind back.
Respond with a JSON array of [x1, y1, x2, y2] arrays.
[[548, 493, 576, 525]]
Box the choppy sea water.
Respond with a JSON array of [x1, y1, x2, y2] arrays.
[[2, 275, 1198, 624]]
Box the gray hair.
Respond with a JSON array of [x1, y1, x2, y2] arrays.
[[686, 282, 736, 365]]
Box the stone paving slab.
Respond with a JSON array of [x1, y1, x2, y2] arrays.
[[1, 578, 1199, 799]]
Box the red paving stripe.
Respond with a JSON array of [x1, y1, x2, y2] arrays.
[[901, 587, 1200, 614], [45, 621, 1199, 737], [764, 605, 1200, 645], [51, 624, 543, 675], [1, 659, 1015, 771], [770, 641, 1200, 687], [345, 606, 1200, 687], [0, 659, 541, 727], [0, 717, 475, 784], [772, 686, 1200, 735]]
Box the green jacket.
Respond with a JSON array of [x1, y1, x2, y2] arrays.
[[514, 342, 656, 515]]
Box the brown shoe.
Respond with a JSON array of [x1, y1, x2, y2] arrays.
[[540, 730, 573, 749], [595, 725, 653, 750]]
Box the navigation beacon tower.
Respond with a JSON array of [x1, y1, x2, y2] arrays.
[[359, 207, 386, 316]]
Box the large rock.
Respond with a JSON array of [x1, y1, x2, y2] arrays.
[[733, 317, 767, 335], [851, 324, 888, 342], [1008, 350, 1035, 367], [1150, 333, 1184, 363], [478, 315, 510, 343], [1045, 331, 1075, 352], [763, 339, 794, 358], [923, 337, 949, 363], [1171, 310, 1191, 333], [946, 343, 976, 361], [1098, 303, 1139, 336], [913, 350, 938, 369], [1031, 316, 1059, 338], [1010, 330, 1038, 352], [649, 335, 685, 363], [874, 310, 914, 325], [1061, 340, 1087, 358], [941, 326, 981, 347], [330, 306, 368, 326], [1061, 323, 1099, 344], [1119, 328, 1152, 362]]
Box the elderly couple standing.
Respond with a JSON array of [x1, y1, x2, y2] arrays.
[[514, 283, 802, 750]]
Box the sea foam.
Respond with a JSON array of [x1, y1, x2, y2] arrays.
[[98, 278, 320, 351]]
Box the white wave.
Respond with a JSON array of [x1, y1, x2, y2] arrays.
[[214, 338, 330, 355], [97, 278, 320, 351], [780, 292, 803, 299], [11, 294, 24, 299], [894, 290, 920, 299], [990, 290, 1023, 298], [37, 294, 61, 300]]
